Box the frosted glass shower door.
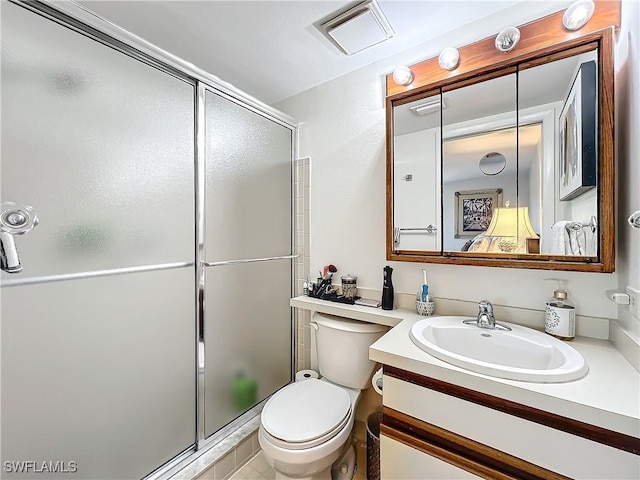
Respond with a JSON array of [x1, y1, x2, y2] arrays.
[[1, 3, 195, 479], [204, 90, 293, 436]]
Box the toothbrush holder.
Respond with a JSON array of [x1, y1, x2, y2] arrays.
[[415, 298, 435, 316]]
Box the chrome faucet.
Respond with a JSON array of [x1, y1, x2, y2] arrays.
[[476, 300, 496, 329], [463, 300, 511, 331]]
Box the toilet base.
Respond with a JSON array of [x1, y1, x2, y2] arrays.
[[331, 444, 356, 480], [272, 443, 355, 480]]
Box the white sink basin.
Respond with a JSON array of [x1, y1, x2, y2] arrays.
[[409, 316, 588, 383]]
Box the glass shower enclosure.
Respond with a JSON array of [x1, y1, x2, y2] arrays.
[[0, 1, 295, 478]]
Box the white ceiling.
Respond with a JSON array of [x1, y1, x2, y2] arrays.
[[74, 0, 540, 105]]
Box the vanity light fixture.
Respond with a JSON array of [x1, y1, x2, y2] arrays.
[[563, 0, 595, 31], [495, 27, 521, 53], [409, 98, 445, 116], [392, 65, 413, 86], [438, 47, 460, 71]]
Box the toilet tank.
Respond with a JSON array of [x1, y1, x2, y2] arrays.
[[312, 312, 388, 390]]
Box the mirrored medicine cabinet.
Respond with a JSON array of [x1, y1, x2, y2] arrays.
[[386, 4, 618, 272]]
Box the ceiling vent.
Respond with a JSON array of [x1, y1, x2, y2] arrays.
[[321, 0, 395, 56]]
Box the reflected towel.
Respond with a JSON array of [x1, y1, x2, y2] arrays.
[[568, 227, 587, 255], [550, 221, 570, 255], [586, 228, 597, 256]]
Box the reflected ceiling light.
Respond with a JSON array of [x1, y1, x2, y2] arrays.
[[409, 98, 445, 116], [495, 27, 521, 53], [392, 65, 413, 86], [563, 0, 595, 31], [479, 152, 507, 175], [438, 47, 460, 71]]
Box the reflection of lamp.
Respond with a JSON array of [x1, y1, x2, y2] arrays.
[[485, 201, 539, 253]]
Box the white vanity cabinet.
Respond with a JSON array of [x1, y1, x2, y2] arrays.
[[381, 434, 482, 479], [380, 367, 640, 480]]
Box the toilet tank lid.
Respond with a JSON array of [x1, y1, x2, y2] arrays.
[[313, 312, 388, 333]]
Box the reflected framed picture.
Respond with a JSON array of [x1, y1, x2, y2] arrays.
[[454, 189, 502, 238], [559, 60, 597, 201]]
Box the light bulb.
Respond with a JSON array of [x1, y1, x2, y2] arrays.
[[563, 0, 595, 31], [438, 48, 460, 71], [392, 65, 413, 86], [495, 27, 520, 53]]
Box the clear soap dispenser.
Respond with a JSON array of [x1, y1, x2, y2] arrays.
[[544, 279, 576, 340]]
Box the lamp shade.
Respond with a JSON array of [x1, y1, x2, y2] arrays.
[[485, 206, 538, 239]]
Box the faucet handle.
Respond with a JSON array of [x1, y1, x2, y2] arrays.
[[478, 300, 493, 314]]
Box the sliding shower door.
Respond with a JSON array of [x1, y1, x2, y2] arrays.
[[203, 89, 293, 436], [1, 2, 196, 478]]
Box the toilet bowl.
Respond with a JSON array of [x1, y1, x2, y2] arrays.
[[259, 378, 359, 480], [259, 313, 388, 480]]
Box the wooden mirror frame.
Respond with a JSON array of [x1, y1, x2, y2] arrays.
[[385, 1, 619, 272]]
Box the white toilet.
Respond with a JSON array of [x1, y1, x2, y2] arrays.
[[259, 312, 387, 480]]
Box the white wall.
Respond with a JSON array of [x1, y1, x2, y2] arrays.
[[394, 128, 440, 251], [616, 0, 640, 342], [276, 2, 621, 322]]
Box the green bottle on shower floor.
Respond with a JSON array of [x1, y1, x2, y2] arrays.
[[232, 372, 257, 411]]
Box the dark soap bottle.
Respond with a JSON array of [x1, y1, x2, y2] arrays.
[[381, 265, 394, 310]]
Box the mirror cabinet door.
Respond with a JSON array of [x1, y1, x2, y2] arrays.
[[518, 49, 599, 258], [386, 6, 615, 271], [442, 73, 517, 255], [392, 93, 442, 253]]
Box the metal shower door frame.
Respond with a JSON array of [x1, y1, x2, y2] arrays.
[[195, 81, 298, 450], [5, 1, 299, 477]]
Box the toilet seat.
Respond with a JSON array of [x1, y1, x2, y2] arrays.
[[261, 379, 352, 450]]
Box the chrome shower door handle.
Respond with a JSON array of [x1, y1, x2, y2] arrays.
[[0, 202, 39, 274], [0, 232, 22, 273]]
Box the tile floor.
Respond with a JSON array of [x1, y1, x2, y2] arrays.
[[228, 441, 369, 480], [228, 452, 274, 480]]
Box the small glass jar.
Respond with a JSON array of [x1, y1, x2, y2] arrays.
[[341, 274, 358, 300]]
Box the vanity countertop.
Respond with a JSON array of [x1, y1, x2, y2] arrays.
[[291, 296, 640, 439]]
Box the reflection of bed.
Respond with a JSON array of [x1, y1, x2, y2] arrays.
[[461, 235, 501, 253], [461, 234, 533, 253]]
